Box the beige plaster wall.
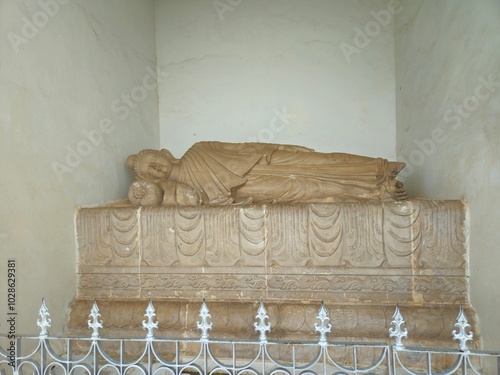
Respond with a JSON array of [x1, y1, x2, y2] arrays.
[[395, 0, 500, 349], [155, 0, 398, 159], [0, 0, 159, 334]]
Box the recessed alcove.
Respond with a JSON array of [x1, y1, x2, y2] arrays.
[[1, 1, 498, 364]]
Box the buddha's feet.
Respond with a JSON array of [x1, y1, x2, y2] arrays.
[[379, 161, 407, 201], [389, 180, 407, 200]]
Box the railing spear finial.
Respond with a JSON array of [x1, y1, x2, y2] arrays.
[[314, 301, 332, 346], [197, 299, 212, 342], [88, 300, 103, 339], [37, 298, 51, 339], [254, 299, 271, 344], [142, 299, 158, 341], [389, 305, 408, 350], [452, 306, 473, 352]]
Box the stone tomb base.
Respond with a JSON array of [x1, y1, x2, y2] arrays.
[[67, 200, 477, 352]]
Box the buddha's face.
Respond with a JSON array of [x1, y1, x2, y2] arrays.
[[136, 152, 173, 181]]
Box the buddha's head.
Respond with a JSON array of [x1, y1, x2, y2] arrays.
[[127, 149, 175, 181]]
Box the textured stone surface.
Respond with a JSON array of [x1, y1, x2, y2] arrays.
[[75, 200, 468, 302], [69, 199, 477, 349], [126, 143, 407, 206], [67, 300, 475, 343]]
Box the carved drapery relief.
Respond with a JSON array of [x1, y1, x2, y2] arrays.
[[77, 200, 467, 270], [70, 199, 475, 350], [77, 208, 139, 270], [76, 200, 468, 304]]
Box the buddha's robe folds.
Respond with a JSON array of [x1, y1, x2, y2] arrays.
[[168, 142, 400, 204]]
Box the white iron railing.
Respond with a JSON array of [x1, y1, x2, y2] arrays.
[[1, 300, 499, 375]]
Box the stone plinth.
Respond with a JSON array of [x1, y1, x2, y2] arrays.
[[68, 200, 477, 349]]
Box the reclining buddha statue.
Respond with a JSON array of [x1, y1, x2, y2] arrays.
[[126, 141, 407, 206]]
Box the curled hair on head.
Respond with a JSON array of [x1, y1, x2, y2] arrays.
[[127, 154, 138, 171], [127, 149, 179, 180], [126, 149, 159, 177]]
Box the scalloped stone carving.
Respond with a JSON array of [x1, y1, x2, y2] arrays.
[[69, 199, 477, 349]]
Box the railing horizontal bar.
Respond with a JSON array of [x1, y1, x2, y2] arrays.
[[3, 336, 389, 348], [397, 347, 500, 356]]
